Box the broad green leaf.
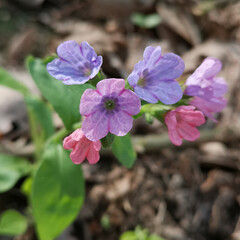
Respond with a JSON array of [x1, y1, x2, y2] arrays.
[[148, 235, 165, 240], [0, 154, 32, 193], [120, 231, 137, 240], [27, 56, 94, 129], [101, 133, 115, 148], [0, 67, 30, 96], [112, 134, 136, 168], [25, 96, 54, 139], [0, 210, 28, 236], [32, 144, 85, 240]]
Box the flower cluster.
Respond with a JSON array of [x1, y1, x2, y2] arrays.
[[47, 41, 227, 164]]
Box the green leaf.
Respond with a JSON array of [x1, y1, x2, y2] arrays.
[[101, 133, 115, 148], [0, 210, 28, 236], [148, 234, 165, 240], [112, 134, 136, 168], [131, 13, 161, 29], [26, 56, 94, 130], [0, 154, 32, 193], [25, 96, 55, 139], [0, 67, 30, 96], [120, 231, 137, 240], [32, 144, 85, 240]]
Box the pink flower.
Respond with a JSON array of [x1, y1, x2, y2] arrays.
[[164, 106, 205, 146], [63, 128, 101, 164], [80, 78, 141, 141]]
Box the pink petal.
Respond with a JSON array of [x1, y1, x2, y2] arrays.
[[63, 135, 77, 149], [70, 139, 90, 164], [164, 110, 177, 130], [109, 111, 133, 136], [177, 121, 200, 141], [177, 109, 205, 126], [82, 111, 109, 141], [92, 141, 101, 151], [80, 89, 102, 115], [96, 78, 125, 96], [118, 90, 141, 115], [86, 145, 100, 164], [168, 129, 182, 146]]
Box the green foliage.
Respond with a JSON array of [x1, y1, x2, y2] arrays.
[[112, 134, 136, 168], [131, 13, 161, 29], [100, 214, 111, 230], [26, 56, 94, 130], [0, 154, 32, 193], [32, 143, 85, 240], [25, 96, 55, 140], [0, 210, 28, 236], [0, 67, 30, 96], [120, 226, 165, 240], [101, 133, 115, 148]]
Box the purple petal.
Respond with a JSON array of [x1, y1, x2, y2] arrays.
[[144, 46, 162, 69], [82, 111, 109, 141], [128, 72, 140, 87], [212, 77, 228, 97], [186, 57, 222, 86], [96, 78, 125, 96], [57, 41, 85, 67], [118, 90, 141, 115], [134, 86, 158, 103], [47, 59, 89, 84], [146, 79, 183, 104], [80, 89, 102, 116], [89, 56, 103, 79], [109, 111, 133, 136], [147, 53, 185, 80]]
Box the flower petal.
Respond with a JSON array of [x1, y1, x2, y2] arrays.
[[177, 109, 205, 126], [144, 46, 162, 69], [96, 78, 125, 96], [57, 41, 85, 67], [146, 79, 183, 104], [86, 145, 100, 164], [134, 85, 158, 103], [177, 121, 200, 141], [109, 111, 133, 136], [168, 129, 182, 146], [47, 59, 89, 84], [118, 90, 141, 115], [82, 111, 109, 141], [147, 53, 185, 80], [164, 110, 177, 130], [70, 139, 90, 164], [186, 57, 222, 86], [80, 89, 102, 116], [212, 77, 228, 97]]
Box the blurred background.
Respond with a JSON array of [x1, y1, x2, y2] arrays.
[[0, 0, 240, 239]]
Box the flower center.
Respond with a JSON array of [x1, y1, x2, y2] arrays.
[[105, 100, 116, 110], [137, 77, 146, 87], [84, 68, 91, 76]]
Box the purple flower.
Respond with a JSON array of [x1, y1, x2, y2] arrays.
[[184, 57, 227, 99], [47, 41, 102, 85], [127, 46, 184, 104], [184, 57, 228, 121], [80, 78, 141, 141], [189, 97, 227, 122]]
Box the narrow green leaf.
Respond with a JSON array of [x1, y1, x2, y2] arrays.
[[0, 154, 32, 193], [0, 67, 30, 96], [0, 210, 28, 236], [32, 144, 85, 240], [26, 56, 94, 129], [101, 133, 115, 148], [112, 134, 136, 168], [25, 96, 55, 139]]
